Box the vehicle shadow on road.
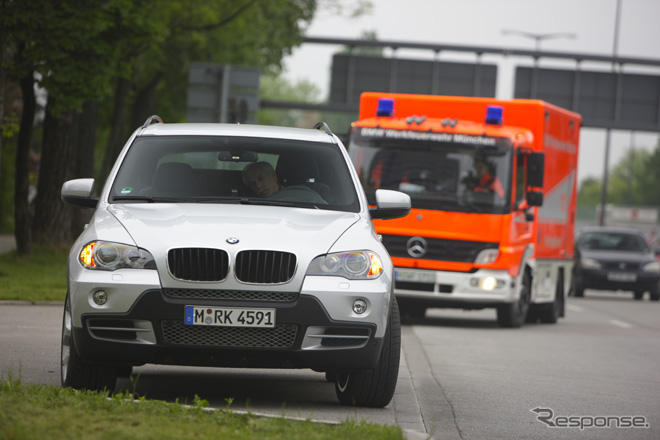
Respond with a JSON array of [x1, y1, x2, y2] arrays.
[[401, 314, 500, 329], [570, 292, 642, 302], [114, 367, 343, 410]]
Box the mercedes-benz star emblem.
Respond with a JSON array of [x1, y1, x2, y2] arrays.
[[407, 236, 427, 258], [226, 237, 239, 244]]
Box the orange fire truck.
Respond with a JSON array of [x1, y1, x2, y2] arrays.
[[348, 92, 581, 327]]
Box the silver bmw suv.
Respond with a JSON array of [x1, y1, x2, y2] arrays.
[[60, 117, 411, 407]]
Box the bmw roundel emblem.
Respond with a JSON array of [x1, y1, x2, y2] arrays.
[[226, 237, 239, 244]]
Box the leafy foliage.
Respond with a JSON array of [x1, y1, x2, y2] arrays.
[[578, 142, 660, 208]]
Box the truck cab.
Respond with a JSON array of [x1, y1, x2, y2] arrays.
[[349, 93, 581, 327]]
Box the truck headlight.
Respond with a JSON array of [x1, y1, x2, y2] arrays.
[[306, 251, 383, 279], [79, 241, 156, 271], [474, 248, 499, 264], [642, 261, 660, 273], [580, 257, 601, 270]]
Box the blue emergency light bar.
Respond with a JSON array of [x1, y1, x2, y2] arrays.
[[377, 98, 394, 117], [485, 105, 503, 125]]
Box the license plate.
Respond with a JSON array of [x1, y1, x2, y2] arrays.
[[395, 269, 435, 284], [607, 272, 637, 282], [184, 306, 275, 328]]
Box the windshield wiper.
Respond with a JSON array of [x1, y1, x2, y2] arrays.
[[239, 198, 320, 209], [110, 195, 186, 203]]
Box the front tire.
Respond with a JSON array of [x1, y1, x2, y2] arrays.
[[335, 298, 401, 407], [497, 269, 531, 328], [539, 272, 564, 324], [61, 294, 117, 392], [572, 274, 585, 298], [634, 290, 644, 301], [649, 285, 659, 302]]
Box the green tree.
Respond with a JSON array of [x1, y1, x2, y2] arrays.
[[577, 141, 660, 211], [258, 74, 321, 127]]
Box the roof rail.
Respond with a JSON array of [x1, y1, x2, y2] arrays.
[[142, 115, 163, 129], [313, 121, 333, 136]]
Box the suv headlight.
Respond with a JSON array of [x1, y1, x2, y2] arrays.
[[642, 261, 660, 273], [306, 251, 383, 279], [580, 257, 601, 270], [79, 241, 156, 271]]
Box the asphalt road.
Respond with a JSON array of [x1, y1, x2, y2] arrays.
[[1, 291, 659, 440]]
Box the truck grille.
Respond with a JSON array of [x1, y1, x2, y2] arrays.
[[161, 321, 297, 349], [235, 250, 296, 283], [168, 248, 229, 281], [162, 288, 298, 303], [381, 234, 498, 263]]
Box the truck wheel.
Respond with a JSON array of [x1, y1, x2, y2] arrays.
[[539, 273, 564, 324], [335, 298, 400, 407], [633, 290, 644, 300], [497, 270, 531, 328], [61, 294, 117, 393], [649, 285, 659, 302]]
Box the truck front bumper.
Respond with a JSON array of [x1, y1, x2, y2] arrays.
[[393, 267, 517, 308]]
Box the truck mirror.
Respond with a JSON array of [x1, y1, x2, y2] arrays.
[[527, 152, 545, 188], [526, 190, 543, 207]]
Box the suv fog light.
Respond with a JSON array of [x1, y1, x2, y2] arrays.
[[353, 299, 368, 314], [92, 290, 108, 305]]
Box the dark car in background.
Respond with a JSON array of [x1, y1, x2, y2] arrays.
[[572, 227, 660, 301]]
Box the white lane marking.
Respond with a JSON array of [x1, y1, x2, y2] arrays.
[[609, 319, 634, 329], [567, 304, 582, 312]]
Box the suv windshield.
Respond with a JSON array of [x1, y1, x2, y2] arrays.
[[579, 232, 650, 253], [348, 127, 512, 214], [110, 135, 360, 212]]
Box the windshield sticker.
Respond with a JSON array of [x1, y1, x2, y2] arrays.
[[120, 186, 133, 195], [359, 127, 497, 146]]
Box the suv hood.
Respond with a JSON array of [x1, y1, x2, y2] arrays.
[[107, 203, 360, 288]]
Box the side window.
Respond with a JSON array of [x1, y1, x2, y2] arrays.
[[514, 151, 526, 207]]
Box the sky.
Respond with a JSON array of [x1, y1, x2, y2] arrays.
[[282, 0, 660, 183]]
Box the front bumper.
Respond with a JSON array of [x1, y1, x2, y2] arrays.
[[578, 268, 660, 292], [393, 267, 517, 308], [72, 290, 384, 370]]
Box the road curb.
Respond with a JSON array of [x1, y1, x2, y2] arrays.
[[0, 300, 64, 306]]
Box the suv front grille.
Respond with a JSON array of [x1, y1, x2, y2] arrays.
[[168, 248, 229, 281], [161, 320, 297, 349], [381, 234, 498, 263], [162, 288, 298, 302], [235, 250, 296, 283]]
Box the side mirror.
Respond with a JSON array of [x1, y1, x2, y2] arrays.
[[527, 152, 545, 188], [61, 178, 98, 208], [370, 189, 411, 220], [526, 190, 544, 207]]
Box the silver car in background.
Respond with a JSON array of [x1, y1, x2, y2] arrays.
[[60, 118, 411, 407]]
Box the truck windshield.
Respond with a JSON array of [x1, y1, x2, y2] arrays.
[[349, 127, 512, 214]]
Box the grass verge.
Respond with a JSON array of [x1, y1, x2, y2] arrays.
[[0, 247, 68, 302], [0, 379, 402, 440]]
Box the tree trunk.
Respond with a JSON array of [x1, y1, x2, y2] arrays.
[[71, 100, 98, 236], [32, 98, 78, 245], [100, 76, 131, 182], [14, 72, 35, 254], [130, 73, 162, 130]]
